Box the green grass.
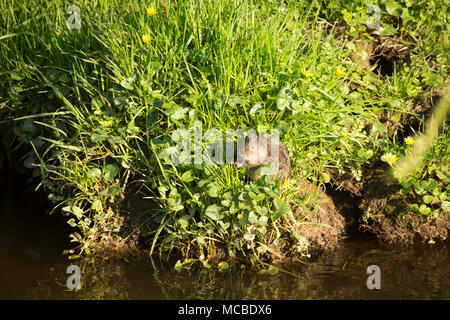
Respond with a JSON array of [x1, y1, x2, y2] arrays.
[[0, 0, 448, 265]]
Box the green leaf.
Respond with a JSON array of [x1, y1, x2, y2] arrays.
[[149, 61, 162, 72], [114, 96, 128, 108], [72, 206, 84, 219], [371, 122, 387, 136], [375, 138, 389, 148], [255, 163, 276, 177], [258, 215, 268, 226], [67, 218, 77, 227], [255, 206, 269, 216], [385, 1, 402, 16], [421, 179, 438, 191], [87, 168, 102, 180], [205, 204, 223, 221], [218, 261, 229, 272], [170, 107, 189, 121], [100, 184, 121, 197], [174, 260, 183, 272], [423, 195, 433, 204], [91, 128, 108, 143], [218, 221, 230, 231], [248, 211, 259, 224], [410, 203, 419, 213], [102, 164, 119, 181], [419, 204, 431, 216], [248, 191, 265, 201], [357, 149, 374, 160], [442, 201, 450, 212], [250, 103, 263, 116], [22, 119, 37, 134], [92, 199, 103, 212], [178, 217, 189, 229], [207, 182, 221, 197], [181, 170, 195, 182], [399, 188, 410, 196], [120, 77, 134, 90], [422, 73, 438, 86], [379, 24, 397, 36], [259, 265, 279, 275], [273, 199, 291, 220]]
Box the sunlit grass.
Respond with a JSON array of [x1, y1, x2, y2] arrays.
[[0, 0, 448, 263]]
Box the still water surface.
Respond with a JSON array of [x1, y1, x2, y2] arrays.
[[1, 177, 448, 299]]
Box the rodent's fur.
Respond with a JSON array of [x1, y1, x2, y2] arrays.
[[235, 134, 290, 182]]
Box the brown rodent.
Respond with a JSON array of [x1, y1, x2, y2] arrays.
[[235, 134, 290, 182]]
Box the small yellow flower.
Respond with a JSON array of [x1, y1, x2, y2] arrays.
[[282, 178, 290, 188], [342, 132, 349, 139], [142, 34, 151, 43], [383, 152, 398, 167], [237, 213, 243, 219], [302, 69, 312, 78], [146, 7, 157, 16], [335, 68, 345, 76], [100, 120, 113, 127], [404, 136, 415, 145]]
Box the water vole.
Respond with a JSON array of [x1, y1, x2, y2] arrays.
[[235, 134, 290, 182]]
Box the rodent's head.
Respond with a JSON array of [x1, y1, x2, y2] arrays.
[[235, 134, 269, 168]]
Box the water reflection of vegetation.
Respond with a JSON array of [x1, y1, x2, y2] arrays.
[[39, 239, 448, 300]]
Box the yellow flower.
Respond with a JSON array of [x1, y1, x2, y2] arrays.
[[100, 120, 113, 127], [282, 178, 290, 188], [404, 136, 415, 145], [146, 7, 157, 16], [237, 213, 243, 219], [383, 152, 398, 167], [142, 34, 151, 43], [335, 68, 345, 76], [302, 69, 312, 78]]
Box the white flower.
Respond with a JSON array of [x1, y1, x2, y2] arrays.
[[244, 233, 255, 242]]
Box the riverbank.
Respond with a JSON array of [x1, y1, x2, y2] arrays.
[[0, 0, 448, 266]]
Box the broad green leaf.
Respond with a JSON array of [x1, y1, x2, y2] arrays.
[[442, 201, 450, 212], [273, 199, 291, 220], [181, 170, 195, 182], [174, 260, 183, 272], [207, 182, 221, 197], [379, 24, 397, 36], [72, 206, 84, 219], [248, 211, 259, 224], [120, 77, 134, 90], [92, 199, 103, 212], [218, 261, 229, 272], [103, 164, 119, 181], [87, 168, 102, 180], [385, 1, 402, 16], [419, 204, 431, 216], [371, 122, 387, 136], [423, 195, 433, 204], [205, 204, 223, 221], [259, 265, 279, 275]]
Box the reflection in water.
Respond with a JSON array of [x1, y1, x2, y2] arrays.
[[0, 176, 449, 299]]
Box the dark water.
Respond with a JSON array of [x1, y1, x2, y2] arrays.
[[1, 176, 449, 300]]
